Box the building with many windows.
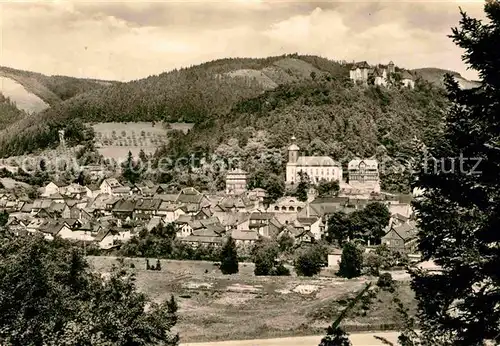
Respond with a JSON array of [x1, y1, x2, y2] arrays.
[[225, 168, 248, 195], [347, 159, 380, 193], [285, 136, 342, 184]]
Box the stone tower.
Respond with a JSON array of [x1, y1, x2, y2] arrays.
[[388, 61, 395, 74], [288, 136, 299, 164]]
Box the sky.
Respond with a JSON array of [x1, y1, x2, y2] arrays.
[[0, 0, 486, 82]]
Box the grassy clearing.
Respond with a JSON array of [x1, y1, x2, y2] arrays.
[[87, 256, 416, 343]]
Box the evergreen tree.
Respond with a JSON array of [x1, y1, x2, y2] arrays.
[[139, 149, 148, 163], [0, 210, 8, 227], [295, 171, 310, 202], [122, 150, 141, 184], [220, 237, 239, 275], [412, 3, 500, 345], [337, 243, 363, 279]]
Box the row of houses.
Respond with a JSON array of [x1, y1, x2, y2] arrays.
[[1, 175, 417, 252]]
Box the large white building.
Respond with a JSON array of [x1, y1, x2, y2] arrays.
[[285, 136, 342, 184]]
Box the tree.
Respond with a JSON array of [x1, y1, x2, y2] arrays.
[[326, 211, 351, 246], [316, 179, 340, 197], [253, 239, 280, 276], [220, 237, 239, 275], [294, 244, 326, 277], [0, 234, 179, 345], [139, 149, 148, 163], [0, 210, 8, 227], [411, 3, 500, 345], [122, 150, 141, 184], [277, 233, 295, 252], [295, 171, 310, 202], [337, 242, 363, 279]]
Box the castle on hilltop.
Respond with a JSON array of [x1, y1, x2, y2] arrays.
[[349, 61, 415, 89]]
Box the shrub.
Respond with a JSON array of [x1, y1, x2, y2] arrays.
[[294, 246, 324, 277], [337, 242, 363, 279], [270, 263, 291, 276], [220, 237, 239, 275], [376, 272, 395, 292]]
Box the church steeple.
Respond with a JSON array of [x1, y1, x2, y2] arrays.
[[288, 136, 299, 164]]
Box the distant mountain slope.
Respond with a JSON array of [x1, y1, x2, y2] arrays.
[[0, 77, 49, 114], [412, 68, 480, 89], [0, 65, 118, 106]]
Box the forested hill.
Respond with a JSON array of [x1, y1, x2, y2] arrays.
[[0, 55, 459, 159], [164, 77, 448, 165]]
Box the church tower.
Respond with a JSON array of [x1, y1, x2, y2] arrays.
[[288, 136, 299, 164]]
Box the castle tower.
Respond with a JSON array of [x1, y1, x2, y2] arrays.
[[288, 136, 299, 164], [388, 61, 395, 74]]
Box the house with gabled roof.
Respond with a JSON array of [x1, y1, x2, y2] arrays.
[[382, 221, 418, 253], [249, 212, 282, 238], [157, 202, 185, 222], [133, 198, 161, 219], [231, 229, 259, 247], [41, 181, 66, 197], [401, 70, 415, 89], [296, 216, 324, 240], [180, 227, 224, 248], [111, 199, 136, 220]]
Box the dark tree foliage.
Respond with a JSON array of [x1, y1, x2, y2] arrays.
[[0, 93, 27, 128], [220, 237, 239, 275], [337, 242, 363, 279], [295, 171, 310, 202], [247, 170, 285, 204], [0, 234, 179, 346], [122, 151, 142, 184], [252, 239, 280, 276], [316, 179, 340, 197], [411, 3, 500, 345], [326, 211, 352, 246], [326, 203, 390, 245], [294, 244, 327, 277], [0, 210, 8, 227]]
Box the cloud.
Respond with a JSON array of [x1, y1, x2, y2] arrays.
[[0, 0, 485, 81]]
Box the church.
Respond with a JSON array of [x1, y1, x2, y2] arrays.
[[285, 136, 342, 184]]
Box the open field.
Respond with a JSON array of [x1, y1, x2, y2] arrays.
[[90, 121, 194, 159], [87, 256, 416, 343]]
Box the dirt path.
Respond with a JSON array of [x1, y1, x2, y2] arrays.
[[181, 331, 400, 346]]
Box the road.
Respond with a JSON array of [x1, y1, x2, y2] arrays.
[[181, 332, 400, 346]]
